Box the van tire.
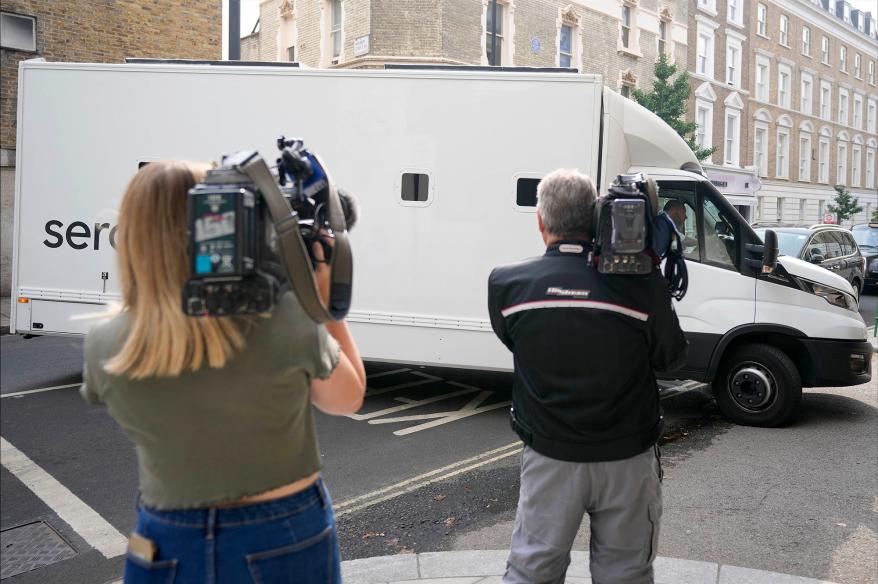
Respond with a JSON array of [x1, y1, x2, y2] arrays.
[[712, 343, 802, 427]]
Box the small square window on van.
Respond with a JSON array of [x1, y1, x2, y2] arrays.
[[401, 173, 430, 202], [516, 178, 540, 207]]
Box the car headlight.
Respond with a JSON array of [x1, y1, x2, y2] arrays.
[[795, 278, 858, 311]]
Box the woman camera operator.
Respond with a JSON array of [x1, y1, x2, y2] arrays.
[[81, 161, 366, 583]]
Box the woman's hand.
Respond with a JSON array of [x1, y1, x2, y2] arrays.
[[311, 232, 333, 308]]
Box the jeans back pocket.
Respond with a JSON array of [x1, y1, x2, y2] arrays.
[[246, 525, 335, 584]]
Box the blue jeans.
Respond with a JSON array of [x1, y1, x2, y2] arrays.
[[124, 480, 341, 584]]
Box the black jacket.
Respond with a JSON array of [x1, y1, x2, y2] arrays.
[[487, 240, 688, 462]]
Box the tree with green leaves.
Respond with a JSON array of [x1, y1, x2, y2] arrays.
[[872, 207, 878, 223], [632, 53, 716, 162], [827, 184, 862, 224]]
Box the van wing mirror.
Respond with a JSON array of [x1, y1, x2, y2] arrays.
[[762, 229, 779, 274]]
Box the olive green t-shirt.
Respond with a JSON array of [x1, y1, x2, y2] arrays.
[[81, 292, 340, 510]]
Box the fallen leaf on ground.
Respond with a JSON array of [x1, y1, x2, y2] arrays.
[[362, 532, 385, 539], [434, 494, 447, 502], [444, 516, 458, 528]]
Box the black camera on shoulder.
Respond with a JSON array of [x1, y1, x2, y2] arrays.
[[182, 137, 354, 322], [593, 173, 688, 299]]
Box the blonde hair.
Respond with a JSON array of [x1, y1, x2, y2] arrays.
[[105, 161, 244, 379]]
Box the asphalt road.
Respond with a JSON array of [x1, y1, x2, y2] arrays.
[[1, 333, 876, 584]]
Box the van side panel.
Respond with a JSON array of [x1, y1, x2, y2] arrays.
[[14, 64, 601, 369]]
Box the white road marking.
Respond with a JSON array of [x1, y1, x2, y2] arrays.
[[349, 386, 479, 421], [365, 368, 411, 380], [369, 387, 512, 436], [334, 442, 522, 517], [0, 436, 128, 559], [363, 371, 443, 398], [1, 383, 81, 399]]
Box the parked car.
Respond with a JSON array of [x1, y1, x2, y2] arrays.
[[852, 223, 878, 288], [753, 225, 866, 300]]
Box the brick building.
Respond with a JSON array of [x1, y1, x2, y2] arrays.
[[245, 0, 689, 100], [0, 1, 222, 295], [688, 0, 878, 225]]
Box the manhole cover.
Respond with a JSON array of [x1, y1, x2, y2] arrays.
[[1, 521, 76, 579]]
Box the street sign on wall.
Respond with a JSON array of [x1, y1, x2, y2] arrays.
[[823, 214, 836, 224]]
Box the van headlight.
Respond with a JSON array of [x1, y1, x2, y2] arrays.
[[795, 278, 858, 311]]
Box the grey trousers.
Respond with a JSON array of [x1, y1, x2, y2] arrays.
[[504, 445, 663, 584]]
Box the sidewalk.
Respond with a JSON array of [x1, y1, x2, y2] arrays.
[[341, 551, 839, 584]]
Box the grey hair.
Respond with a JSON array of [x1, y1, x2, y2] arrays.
[[536, 169, 597, 238]]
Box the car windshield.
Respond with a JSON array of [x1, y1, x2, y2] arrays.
[[852, 226, 878, 250], [754, 229, 808, 257]]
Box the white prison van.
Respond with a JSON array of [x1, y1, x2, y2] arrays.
[[9, 60, 872, 426]]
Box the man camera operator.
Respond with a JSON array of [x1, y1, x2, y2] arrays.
[[487, 169, 688, 584]]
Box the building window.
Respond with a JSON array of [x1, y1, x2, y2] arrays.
[[0, 12, 36, 52], [486, 2, 504, 66], [868, 100, 877, 133], [853, 53, 861, 78], [286, 46, 296, 61], [754, 126, 768, 176], [658, 19, 668, 55], [727, 0, 742, 25], [840, 46, 847, 72], [725, 110, 740, 166], [696, 101, 713, 153], [799, 133, 812, 181], [755, 58, 769, 101], [853, 94, 863, 129], [779, 15, 789, 46], [330, 0, 342, 61], [870, 61, 876, 85], [697, 0, 716, 13], [821, 36, 829, 64], [696, 27, 714, 77], [866, 149, 875, 188], [838, 89, 849, 126], [776, 128, 790, 178], [801, 26, 810, 56], [837, 142, 848, 185], [851, 145, 861, 186], [726, 41, 740, 86], [621, 84, 631, 98], [756, 3, 767, 36], [800, 73, 812, 114], [820, 81, 831, 120], [819, 138, 829, 183], [777, 65, 791, 109], [559, 23, 573, 68], [777, 197, 785, 222], [620, 5, 631, 49]]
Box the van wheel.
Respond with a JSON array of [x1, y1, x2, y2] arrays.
[[713, 343, 801, 427]]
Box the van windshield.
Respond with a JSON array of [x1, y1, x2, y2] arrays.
[[753, 229, 808, 257]]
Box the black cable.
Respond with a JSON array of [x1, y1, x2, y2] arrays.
[[663, 232, 688, 301]]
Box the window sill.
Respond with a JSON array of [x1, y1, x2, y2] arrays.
[[697, 5, 718, 17], [801, 53, 812, 59], [617, 45, 642, 59], [726, 19, 745, 29], [778, 42, 790, 49], [756, 32, 770, 41]]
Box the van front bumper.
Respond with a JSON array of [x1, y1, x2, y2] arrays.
[[800, 338, 873, 387]]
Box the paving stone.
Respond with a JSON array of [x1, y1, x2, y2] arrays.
[[719, 565, 837, 584], [654, 556, 719, 584], [418, 550, 509, 578], [342, 554, 420, 584], [567, 550, 591, 578]]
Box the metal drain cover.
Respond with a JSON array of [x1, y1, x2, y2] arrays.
[[1, 521, 76, 579]]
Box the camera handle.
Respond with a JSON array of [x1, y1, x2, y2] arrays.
[[236, 152, 353, 322]]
